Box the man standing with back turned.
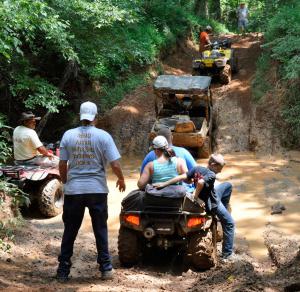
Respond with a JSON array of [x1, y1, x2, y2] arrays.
[[56, 101, 126, 281]]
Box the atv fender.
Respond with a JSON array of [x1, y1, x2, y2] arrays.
[[23, 168, 60, 181]]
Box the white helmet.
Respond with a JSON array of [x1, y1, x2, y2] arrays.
[[206, 25, 212, 31]]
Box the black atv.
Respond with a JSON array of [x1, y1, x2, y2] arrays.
[[118, 189, 218, 270]]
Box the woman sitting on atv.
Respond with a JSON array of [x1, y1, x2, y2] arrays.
[[137, 136, 187, 190]]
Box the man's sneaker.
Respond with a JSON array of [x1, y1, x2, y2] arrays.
[[220, 253, 242, 264], [56, 261, 72, 282], [101, 269, 114, 280]]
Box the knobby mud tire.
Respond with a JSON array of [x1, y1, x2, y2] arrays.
[[219, 64, 232, 84], [38, 178, 63, 217], [118, 226, 141, 267], [187, 221, 217, 270], [198, 137, 211, 158]]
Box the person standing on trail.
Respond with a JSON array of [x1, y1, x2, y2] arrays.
[[13, 111, 58, 167], [237, 3, 249, 34], [199, 25, 212, 53], [56, 101, 126, 282], [153, 154, 236, 262]]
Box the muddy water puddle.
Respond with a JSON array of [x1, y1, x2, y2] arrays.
[[104, 151, 300, 262]]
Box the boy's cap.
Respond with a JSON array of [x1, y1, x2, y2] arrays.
[[211, 153, 226, 166], [80, 101, 98, 121]]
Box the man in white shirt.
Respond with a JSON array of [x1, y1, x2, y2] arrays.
[[237, 3, 249, 34], [13, 112, 58, 167]]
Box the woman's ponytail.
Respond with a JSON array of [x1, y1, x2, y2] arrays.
[[162, 147, 176, 161]]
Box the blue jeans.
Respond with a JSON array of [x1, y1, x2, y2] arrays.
[[214, 182, 235, 257], [58, 194, 112, 272]]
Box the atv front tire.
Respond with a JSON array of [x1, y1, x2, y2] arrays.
[[38, 178, 63, 217], [118, 226, 141, 266], [219, 64, 231, 84], [186, 220, 217, 270]]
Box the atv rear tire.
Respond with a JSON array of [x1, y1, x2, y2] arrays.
[[220, 64, 231, 84], [118, 226, 141, 267], [186, 221, 217, 270], [38, 178, 63, 217], [198, 137, 211, 158]]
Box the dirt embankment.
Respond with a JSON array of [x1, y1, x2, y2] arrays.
[[1, 34, 300, 292]]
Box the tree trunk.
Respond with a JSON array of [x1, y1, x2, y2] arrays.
[[36, 61, 78, 136], [194, 0, 209, 18], [211, 0, 221, 20]]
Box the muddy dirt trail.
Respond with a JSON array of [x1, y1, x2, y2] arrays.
[[1, 34, 300, 291]]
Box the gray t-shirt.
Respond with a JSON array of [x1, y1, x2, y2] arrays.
[[237, 7, 248, 20], [60, 126, 121, 195]]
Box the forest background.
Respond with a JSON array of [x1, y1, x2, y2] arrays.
[[0, 0, 299, 241]]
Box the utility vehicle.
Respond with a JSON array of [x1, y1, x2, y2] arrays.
[[150, 75, 213, 158]]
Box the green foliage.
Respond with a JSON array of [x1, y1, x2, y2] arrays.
[[252, 54, 272, 101], [1, 0, 216, 116], [0, 181, 30, 208], [0, 0, 76, 115], [0, 217, 25, 252], [0, 114, 12, 164], [252, 1, 300, 146], [281, 87, 300, 145], [100, 73, 150, 110], [0, 180, 29, 252], [10, 76, 67, 113]]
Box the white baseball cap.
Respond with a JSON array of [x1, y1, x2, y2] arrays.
[[80, 101, 98, 121], [152, 135, 169, 149]]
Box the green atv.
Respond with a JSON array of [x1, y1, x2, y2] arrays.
[[192, 39, 238, 84]]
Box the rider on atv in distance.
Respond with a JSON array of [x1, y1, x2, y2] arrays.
[[13, 111, 58, 167]]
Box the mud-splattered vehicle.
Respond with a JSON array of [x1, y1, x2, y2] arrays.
[[149, 75, 213, 158], [118, 189, 218, 270], [192, 39, 238, 84], [0, 143, 63, 218]]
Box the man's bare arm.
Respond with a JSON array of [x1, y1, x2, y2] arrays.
[[59, 160, 68, 184], [110, 160, 126, 192], [37, 146, 53, 158]]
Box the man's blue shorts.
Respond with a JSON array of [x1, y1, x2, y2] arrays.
[[238, 19, 248, 29]]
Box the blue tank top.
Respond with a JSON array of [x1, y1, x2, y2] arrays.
[[152, 157, 179, 184]]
